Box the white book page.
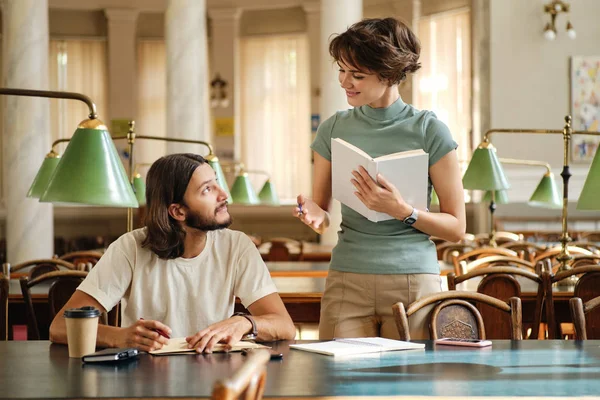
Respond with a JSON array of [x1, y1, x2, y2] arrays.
[[375, 149, 425, 162], [149, 338, 268, 355]]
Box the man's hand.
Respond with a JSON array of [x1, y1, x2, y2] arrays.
[[117, 319, 172, 352], [185, 316, 252, 353]]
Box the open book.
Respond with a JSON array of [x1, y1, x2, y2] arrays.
[[289, 337, 425, 357], [331, 138, 428, 222], [149, 337, 270, 355]]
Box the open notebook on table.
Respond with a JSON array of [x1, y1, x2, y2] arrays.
[[289, 337, 425, 356], [149, 337, 269, 355]]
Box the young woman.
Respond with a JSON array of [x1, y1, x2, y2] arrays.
[[295, 17, 466, 340]]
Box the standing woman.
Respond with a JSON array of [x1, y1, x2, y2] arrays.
[[295, 17, 466, 340]]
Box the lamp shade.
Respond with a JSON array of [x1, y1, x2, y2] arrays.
[[483, 190, 509, 204], [528, 173, 562, 209], [206, 155, 232, 203], [462, 143, 510, 191], [230, 173, 259, 205], [133, 174, 146, 206], [258, 180, 279, 205], [27, 153, 61, 198], [40, 119, 138, 207], [577, 148, 600, 210]]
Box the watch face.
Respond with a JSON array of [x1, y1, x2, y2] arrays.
[[404, 217, 416, 225]]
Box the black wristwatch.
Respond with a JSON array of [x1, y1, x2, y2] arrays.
[[233, 312, 257, 340]]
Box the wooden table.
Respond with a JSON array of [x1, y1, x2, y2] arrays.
[[1, 340, 600, 399]]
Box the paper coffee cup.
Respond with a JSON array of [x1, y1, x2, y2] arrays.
[[64, 306, 101, 358]]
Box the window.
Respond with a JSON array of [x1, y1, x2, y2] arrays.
[[239, 33, 311, 202], [414, 9, 472, 165], [49, 39, 108, 153]]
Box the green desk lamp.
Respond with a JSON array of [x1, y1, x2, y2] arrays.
[[463, 141, 510, 247], [230, 164, 259, 205], [577, 146, 600, 210], [0, 88, 138, 208], [26, 138, 69, 198]]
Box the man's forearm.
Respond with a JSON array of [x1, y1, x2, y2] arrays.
[[50, 315, 123, 348], [254, 314, 296, 341]]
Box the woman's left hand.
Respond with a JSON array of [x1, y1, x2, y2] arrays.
[[352, 166, 411, 219]]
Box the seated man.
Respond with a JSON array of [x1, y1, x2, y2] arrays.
[[50, 153, 296, 352]]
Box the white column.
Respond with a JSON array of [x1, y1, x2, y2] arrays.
[[319, 0, 362, 246], [2, 0, 53, 263], [165, 0, 211, 155], [208, 7, 241, 159], [302, 2, 320, 116]]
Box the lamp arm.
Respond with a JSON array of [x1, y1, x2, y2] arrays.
[[483, 128, 600, 143], [0, 88, 97, 119], [135, 135, 214, 156], [498, 158, 553, 174]]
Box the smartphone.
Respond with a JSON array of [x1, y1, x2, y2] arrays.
[[82, 348, 139, 363], [434, 338, 492, 347]]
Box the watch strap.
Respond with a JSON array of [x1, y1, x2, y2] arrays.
[[233, 312, 257, 340]]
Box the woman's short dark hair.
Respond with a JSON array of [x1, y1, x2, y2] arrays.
[[142, 153, 207, 259], [329, 17, 421, 85]]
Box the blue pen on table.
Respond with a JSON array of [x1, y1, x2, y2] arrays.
[[140, 318, 171, 339]]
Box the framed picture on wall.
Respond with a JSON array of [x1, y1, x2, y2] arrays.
[[570, 56, 600, 163]]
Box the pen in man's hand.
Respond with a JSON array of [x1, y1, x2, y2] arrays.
[[140, 318, 171, 339]]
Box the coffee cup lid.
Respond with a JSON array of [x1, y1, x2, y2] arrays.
[[63, 306, 101, 318]]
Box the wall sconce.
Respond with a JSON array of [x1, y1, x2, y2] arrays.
[[210, 74, 229, 108], [543, 0, 576, 41]]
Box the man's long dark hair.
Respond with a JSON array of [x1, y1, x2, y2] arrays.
[[142, 153, 206, 259]]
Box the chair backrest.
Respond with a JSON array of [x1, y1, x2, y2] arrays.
[[19, 270, 88, 340], [570, 296, 600, 340], [9, 259, 77, 279], [455, 254, 532, 276], [448, 267, 548, 339], [548, 265, 600, 339], [58, 251, 103, 268], [451, 248, 519, 275], [211, 349, 270, 400], [0, 274, 8, 341], [437, 242, 475, 264], [533, 246, 593, 265], [261, 238, 303, 261], [551, 254, 600, 273], [500, 241, 548, 263], [569, 242, 600, 254], [474, 231, 523, 246], [392, 291, 522, 341]]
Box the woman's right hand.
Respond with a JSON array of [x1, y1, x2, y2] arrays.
[[293, 194, 329, 234]]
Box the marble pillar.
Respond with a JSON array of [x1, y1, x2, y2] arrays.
[[2, 0, 53, 263], [165, 0, 211, 155], [318, 0, 362, 246]]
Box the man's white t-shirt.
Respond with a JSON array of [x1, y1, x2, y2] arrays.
[[77, 228, 278, 337]]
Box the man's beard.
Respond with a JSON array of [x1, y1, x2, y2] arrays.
[[184, 204, 232, 232]]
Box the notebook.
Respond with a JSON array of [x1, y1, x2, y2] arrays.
[[331, 138, 429, 222], [289, 337, 425, 356], [149, 337, 270, 355]]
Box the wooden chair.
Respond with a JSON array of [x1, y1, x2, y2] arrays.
[[570, 296, 600, 340], [8, 258, 79, 280], [533, 245, 593, 266], [0, 274, 8, 340], [211, 349, 270, 400], [58, 251, 103, 268], [447, 267, 550, 339], [392, 291, 522, 341], [474, 231, 523, 246], [547, 265, 600, 340], [437, 242, 476, 264], [550, 254, 600, 272], [20, 270, 88, 340], [569, 241, 600, 254], [500, 241, 548, 263], [451, 248, 519, 275], [260, 238, 303, 261], [578, 232, 600, 242], [457, 256, 537, 276]]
